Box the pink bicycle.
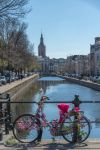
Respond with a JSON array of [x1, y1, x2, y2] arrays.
[[13, 96, 91, 143]]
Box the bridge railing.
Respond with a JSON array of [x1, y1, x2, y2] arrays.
[[0, 93, 100, 142]]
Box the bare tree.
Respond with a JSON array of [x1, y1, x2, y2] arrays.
[[0, 0, 31, 21], [0, 18, 37, 74]]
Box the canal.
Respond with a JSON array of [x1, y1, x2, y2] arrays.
[[12, 76, 100, 139]]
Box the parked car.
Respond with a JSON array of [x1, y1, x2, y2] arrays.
[[0, 76, 7, 84], [10, 76, 15, 82], [18, 74, 25, 79], [91, 76, 99, 82], [15, 75, 19, 80], [95, 76, 100, 83], [5, 76, 11, 83]]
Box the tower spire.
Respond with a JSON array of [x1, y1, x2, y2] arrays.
[[40, 33, 44, 44], [38, 33, 46, 58]]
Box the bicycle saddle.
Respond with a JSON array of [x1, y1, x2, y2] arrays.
[[57, 104, 70, 113]]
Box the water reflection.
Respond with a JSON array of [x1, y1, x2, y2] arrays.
[[13, 76, 100, 138], [11, 83, 40, 118]]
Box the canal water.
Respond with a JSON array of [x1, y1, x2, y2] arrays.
[[12, 76, 100, 139]]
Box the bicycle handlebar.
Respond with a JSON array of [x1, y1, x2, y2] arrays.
[[35, 96, 99, 113]]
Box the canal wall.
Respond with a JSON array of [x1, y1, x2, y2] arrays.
[[0, 74, 39, 100], [59, 76, 100, 91]]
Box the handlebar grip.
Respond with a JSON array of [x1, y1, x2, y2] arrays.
[[46, 96, 50, 100], [42, 96, 50, 100]]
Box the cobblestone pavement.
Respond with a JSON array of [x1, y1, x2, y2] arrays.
[[0, 139, 100, 150]]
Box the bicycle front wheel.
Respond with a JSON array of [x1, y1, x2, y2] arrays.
[[61, 115, 91, 143], [13, 114, 42, 143]]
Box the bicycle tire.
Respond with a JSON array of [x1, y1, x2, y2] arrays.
[[60, 115, 91, 143], [13, 114, 42, 143]]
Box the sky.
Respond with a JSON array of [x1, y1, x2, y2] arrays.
[[24, 0, 100, 58]]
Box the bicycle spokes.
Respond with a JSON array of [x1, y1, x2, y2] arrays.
[[61, 115, 91, 143], [13, 114, 41, 143]]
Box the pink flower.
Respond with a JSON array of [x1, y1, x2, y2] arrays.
[[74, 107, 80, 112]]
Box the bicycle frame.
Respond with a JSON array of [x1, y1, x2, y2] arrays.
[[35, 96, 69, 132], [35, 96, 81, 125], [35, 104, 51, 128]]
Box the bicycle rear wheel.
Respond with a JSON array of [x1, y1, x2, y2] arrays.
[[13, 114, 42, 143], [61, 115, 91, 143]]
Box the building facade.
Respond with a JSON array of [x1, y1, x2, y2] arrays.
[[66, 55, 90, 76], [37, 34, 100, 76], [90, 37, 100, 76]]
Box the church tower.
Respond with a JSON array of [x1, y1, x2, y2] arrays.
[[38, 33, 46, 58]]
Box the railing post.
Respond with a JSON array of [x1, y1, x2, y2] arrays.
[[7, 94, 11, 124], [72, 95, 81, 143], [0, 101, 3, 141], [5, 94, 11, 134], [5, 108, 9, 134], [72, 94, 81, 107]]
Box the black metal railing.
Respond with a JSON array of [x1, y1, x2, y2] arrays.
[[0, 93, 100, 142]]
